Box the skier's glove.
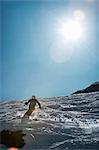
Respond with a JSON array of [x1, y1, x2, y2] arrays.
[[25, 102, 28, 105]]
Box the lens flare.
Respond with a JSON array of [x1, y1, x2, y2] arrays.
[[73, 10, 85, 21], [50, 41, 74, 63]]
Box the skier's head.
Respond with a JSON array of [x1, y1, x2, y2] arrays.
[[32, 95, 35, 99]]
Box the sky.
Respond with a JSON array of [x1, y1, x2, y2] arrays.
[[0, 0, 99, 100]]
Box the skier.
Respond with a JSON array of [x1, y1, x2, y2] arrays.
[[23, 95, 41, 118]]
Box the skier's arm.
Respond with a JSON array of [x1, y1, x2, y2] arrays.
[[25, 99, 31, 105], [36, 99, 41, 109]]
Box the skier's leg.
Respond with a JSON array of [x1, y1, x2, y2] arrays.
[[23, 109, 35, 118], [23, 109, 30, 118], [27, 109, 33, 117]]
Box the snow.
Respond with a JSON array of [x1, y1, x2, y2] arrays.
[[0, 91, 99, 149]]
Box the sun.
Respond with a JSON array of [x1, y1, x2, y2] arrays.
[[58, 10, 86, 41], [58, 19, 83, 41], [50, 10, 86, 63]]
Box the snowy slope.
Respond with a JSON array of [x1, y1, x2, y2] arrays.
[[0, 92, 99, 149]]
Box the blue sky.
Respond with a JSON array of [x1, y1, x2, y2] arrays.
[[1, 0, 99, 100]]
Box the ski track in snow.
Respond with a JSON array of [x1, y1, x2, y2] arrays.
[[0, 92, 99, 149]]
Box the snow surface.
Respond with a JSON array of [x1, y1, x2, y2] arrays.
[[0, 92, 99, 149]]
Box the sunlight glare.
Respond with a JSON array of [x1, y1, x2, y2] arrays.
[[50, 10, 86, 63]]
